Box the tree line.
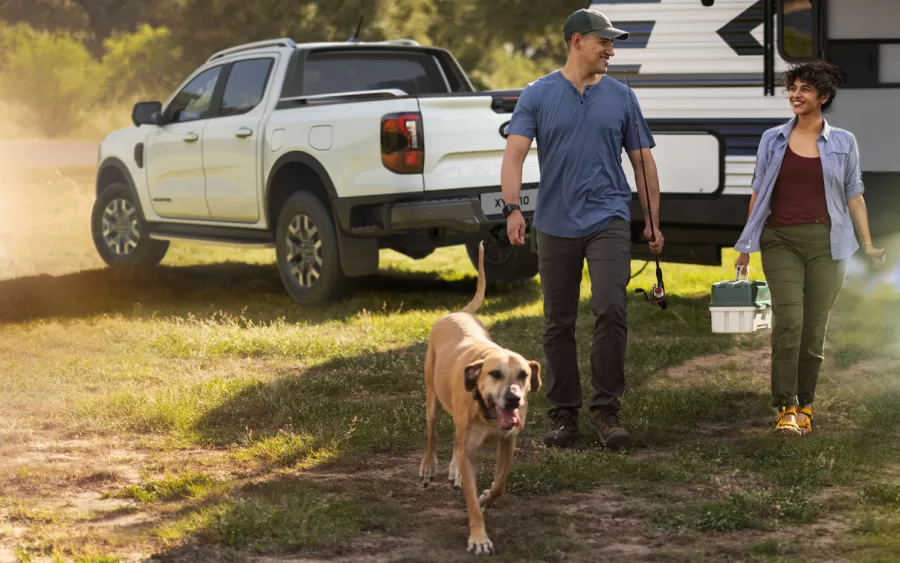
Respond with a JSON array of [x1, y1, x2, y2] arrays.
[[0, 0, 589, 137]]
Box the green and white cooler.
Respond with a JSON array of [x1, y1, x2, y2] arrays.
[[709, 266, 772, 333]]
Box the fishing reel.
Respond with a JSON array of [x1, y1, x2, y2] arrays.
[[635, 267, 668, 309], [635, 284, 667, 309]]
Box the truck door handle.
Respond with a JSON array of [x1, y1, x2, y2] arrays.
[[183, 132, 199, 142], [235, 127, 253, 138]]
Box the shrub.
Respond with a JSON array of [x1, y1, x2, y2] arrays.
[[100, 24, 184, 104], [0, 30, 104, 138]]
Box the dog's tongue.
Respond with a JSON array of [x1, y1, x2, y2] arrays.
[[496, 406, 520, 429]]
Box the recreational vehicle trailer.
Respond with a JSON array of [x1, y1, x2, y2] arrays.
[[585, 0, 900, 266]]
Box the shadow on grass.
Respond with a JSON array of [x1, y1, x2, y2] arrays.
[[103, 295, 900, 561], [136, 350, 779, 561], [177, 292, 765, 454], [0, 261, 542, 325]]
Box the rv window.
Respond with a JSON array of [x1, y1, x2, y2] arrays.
[[779, 0, 817, 60]]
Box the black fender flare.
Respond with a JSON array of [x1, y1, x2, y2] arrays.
[[96, 157, 149, 220], [264, 151, 338, 226], [265, 151, 378, 278]]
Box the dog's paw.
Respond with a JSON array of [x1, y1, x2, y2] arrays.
[[448, 459, 461, 489], [478, 488, 501, 509], [467, 533, 494, 556], [419, 454, 437, 487]]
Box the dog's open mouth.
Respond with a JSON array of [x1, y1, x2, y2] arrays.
[[495, 406, 520, 430]]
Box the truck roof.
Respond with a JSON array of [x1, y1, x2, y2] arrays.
[[206, 37, 428, 63]]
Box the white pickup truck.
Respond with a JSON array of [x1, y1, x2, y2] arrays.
[[91, 37, 542, 305]]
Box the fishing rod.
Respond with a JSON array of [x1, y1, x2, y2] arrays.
[[624, 74, 667, 310]]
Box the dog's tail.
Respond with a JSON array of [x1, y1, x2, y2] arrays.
[[462, 240, 486, 314]]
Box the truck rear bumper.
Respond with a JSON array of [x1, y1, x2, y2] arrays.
[[387, 197, 488, 233], [332, 191, 519, 237]]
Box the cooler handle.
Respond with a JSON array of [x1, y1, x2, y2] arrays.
[[735, 265, 749, 281]]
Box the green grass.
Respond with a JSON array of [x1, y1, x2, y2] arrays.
[[155, 483, 402, 555], [653, 488, 820, 532], [105, 472, 217, 503], [4, 166, 900, 561]]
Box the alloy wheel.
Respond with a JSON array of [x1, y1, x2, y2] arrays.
[[101, 198, 140, 256], [285, 213, 323, 288]]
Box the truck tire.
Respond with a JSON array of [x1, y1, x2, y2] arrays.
[[275, 190, 354, 306], [91, 182, 169, 269], [465, 238, 539, 286]]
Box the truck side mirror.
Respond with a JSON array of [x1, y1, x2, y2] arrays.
[[132, 101, 162, 127]]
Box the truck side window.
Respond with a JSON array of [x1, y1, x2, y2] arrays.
[[166, 66, 222, 123], [302, 51, 449, 96], [220, 58, 274, 117]]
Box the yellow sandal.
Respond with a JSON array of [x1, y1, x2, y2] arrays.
[[774, 406, 802, 436], [797, 407, 814, 435]]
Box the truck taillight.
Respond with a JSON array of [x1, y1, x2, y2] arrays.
[[381, 112, 424, 174]]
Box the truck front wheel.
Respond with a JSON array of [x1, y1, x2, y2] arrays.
[[275, 191, 354, 306], [465, 237, 539, 286], [91, 182, 169, 269]]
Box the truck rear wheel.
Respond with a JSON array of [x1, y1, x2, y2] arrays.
[[275, 191, 354, 306], [465, 237, 539, 286]]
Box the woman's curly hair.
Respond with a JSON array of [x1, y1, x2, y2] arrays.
[[780, 59, 844, 111]]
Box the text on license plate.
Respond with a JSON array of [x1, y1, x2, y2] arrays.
[[480, 188, 538, 217]]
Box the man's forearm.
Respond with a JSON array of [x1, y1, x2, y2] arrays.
[[634, 156, 660, 228], [500, 153, 524, 206]]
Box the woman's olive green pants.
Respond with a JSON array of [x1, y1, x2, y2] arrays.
[[760, 223, 848, 408]]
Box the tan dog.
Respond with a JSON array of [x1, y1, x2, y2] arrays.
[[420, 241, 542, 556]]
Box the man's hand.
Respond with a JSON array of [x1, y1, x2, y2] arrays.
[[644, 224, 664, 255], [507, 210, 526, 245], [734, 252, 750, 273]]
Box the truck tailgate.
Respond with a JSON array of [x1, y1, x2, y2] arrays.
[[416, 95, 540, 218]]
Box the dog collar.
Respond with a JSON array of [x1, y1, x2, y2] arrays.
[[472, 389, 495, 421]]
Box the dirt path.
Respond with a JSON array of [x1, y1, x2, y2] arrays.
[[0, 140, 97, 169]]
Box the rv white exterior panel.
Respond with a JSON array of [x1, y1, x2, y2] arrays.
[[880, 44, 900, 84], [724, 156, 757, 195], [588, 0, 791, 75], [623, 133, 721, 194], [631, 87, 791, 119], [828, 90, 900, 173], [827, 0, 900, 40]]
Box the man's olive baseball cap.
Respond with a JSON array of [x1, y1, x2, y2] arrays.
[[563, 8, 630, 41]]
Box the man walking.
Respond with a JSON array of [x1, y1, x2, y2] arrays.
[[500, 8, 664, 448]]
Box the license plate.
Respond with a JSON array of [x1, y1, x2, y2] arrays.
[[480, 188, 538, 217]]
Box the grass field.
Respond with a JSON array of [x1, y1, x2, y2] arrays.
[[3, 165, 900, 562]]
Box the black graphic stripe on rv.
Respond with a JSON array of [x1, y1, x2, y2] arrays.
[[611, 21, 655, 48], [646, 118, 786, 157], [608, 71, 763, 88], [717, 0, 765, 56]]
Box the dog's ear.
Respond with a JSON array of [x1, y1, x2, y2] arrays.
[[464, 360, 484, 392], [528, 360, 542, 391]]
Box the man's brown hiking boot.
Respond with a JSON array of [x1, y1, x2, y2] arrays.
[[544, 408, 578, 447], [588, 410, 631, 448]]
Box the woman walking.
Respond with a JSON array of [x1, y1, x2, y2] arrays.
[[733, 59, 885, 436]]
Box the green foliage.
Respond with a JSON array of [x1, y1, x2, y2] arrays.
[[0, 29, 104, 137], [0, 22, 42, 68], [0, 0, 590, 137], [100, 24, 183, 102]]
